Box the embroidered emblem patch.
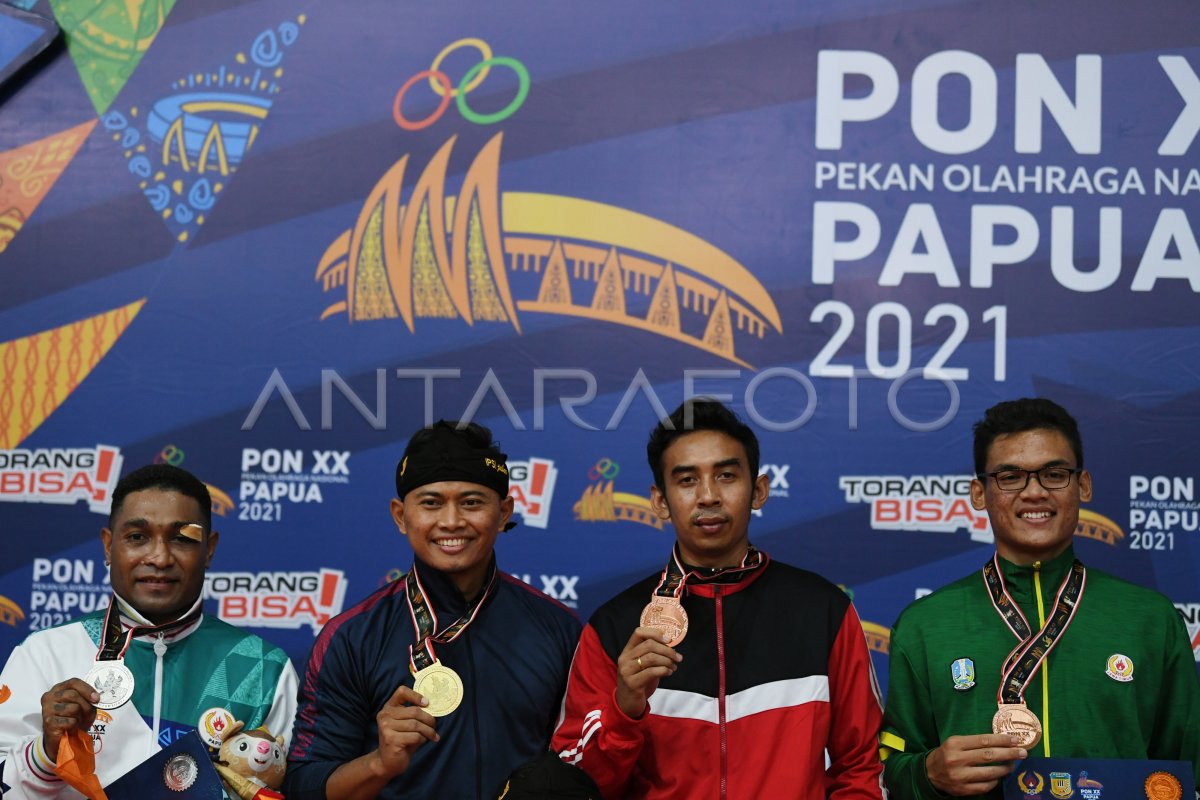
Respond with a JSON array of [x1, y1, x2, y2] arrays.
[[1050, 771, 1075, 799], [1019, 769, 1046, 797], [1105, 653, 1134, 682], [1077, 770, 1103, 800], [950, 657, 976, 691]]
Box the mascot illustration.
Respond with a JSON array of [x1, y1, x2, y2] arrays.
[[214, 720, 287, 800]]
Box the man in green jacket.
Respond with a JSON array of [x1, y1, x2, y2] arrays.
[[880, 398, 1200, 799]]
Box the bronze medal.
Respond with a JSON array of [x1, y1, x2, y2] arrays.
[[412, 659, 464, 717], [640, 595, 688, 647], [640, 544, 764, 649], [991, 701, 1042, 748], [982, 555, 1086, 744]]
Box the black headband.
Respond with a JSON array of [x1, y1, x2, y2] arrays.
[[395, 423, 509, 500]]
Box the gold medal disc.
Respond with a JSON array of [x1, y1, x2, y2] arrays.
[[991, 702, 1042, 748], [412, 660, 464, 717]]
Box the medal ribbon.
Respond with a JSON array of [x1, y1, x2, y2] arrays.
[[981, 555, 1086, 704], [651, 543, 764, 599], [96, 597, 204, 662], [405, 561, 498, 674]]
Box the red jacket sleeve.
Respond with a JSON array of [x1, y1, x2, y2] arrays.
[[551, 624, 646, 799], [825, 602, 887, 799]]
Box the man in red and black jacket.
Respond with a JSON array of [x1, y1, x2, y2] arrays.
[[552, 399, 885, 799]]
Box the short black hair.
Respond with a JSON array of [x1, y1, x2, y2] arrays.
[[972, 398, 1084, 474], [108, 464, 212, 530], [646, 398, 760, 489]]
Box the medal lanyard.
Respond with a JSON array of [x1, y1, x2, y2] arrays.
[[96, 598, 203, 662], [981, 554, 1086, 704], [651, 543, 763, 599], [405, 561, 498, 674]]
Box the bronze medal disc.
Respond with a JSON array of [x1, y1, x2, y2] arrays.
[[639, 596, 688, 647], [412, 661, 464, 717], [991, 702, 1042, 748]]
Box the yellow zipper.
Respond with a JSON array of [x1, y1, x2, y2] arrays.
[[1032, 562, 1050, 755]]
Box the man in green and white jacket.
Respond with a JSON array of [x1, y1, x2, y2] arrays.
[[0, 464, 297, 797]]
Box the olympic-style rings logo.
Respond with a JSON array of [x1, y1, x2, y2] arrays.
[[588, 458, 620, 481], [154, 444, 186, 466], [393, 38, 530, 131]]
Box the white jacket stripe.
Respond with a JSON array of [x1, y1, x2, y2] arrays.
[[649, 676, 830, 724]]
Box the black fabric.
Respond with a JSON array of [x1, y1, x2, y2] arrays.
[[588, 559, 852, 697], [395, 421, 509, 499], [494, 751, 600, 799]]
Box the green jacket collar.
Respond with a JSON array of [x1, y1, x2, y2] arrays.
[[996, 544, 1078, 603]]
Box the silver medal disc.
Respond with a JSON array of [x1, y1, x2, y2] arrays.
[[163, 753, 198, 791], [85, 660, 135, 710]]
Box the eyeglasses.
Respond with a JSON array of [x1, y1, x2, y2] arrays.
[[977, 467, 1082, 492]]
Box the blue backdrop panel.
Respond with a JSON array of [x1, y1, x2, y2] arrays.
[[0, 0, 1197, 697]]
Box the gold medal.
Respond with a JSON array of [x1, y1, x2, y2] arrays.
[[640, 595, 688, 647], [412, 659, 464, 717], [991, 701, 1042, 748]]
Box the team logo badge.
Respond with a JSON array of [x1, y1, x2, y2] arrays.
[[1050, 771, 1075, 799], [1077, 770, 1103, 800], [198, 707, 236, 748], [1019, 770, 1045, 797], [1105, 653, 1134, 682], [950, 657, 976, 691]]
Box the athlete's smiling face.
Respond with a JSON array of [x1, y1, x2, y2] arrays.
[[971, 428, 1092, 565], [391, 481, 513, 598], [101, 489, 217, 624]]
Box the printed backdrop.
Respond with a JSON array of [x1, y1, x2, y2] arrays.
[[1, 0, 1197, 695]]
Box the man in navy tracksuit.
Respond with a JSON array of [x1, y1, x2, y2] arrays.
[[285, 421, 581, 800]]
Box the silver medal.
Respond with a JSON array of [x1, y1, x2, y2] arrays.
[[85, 659, 135, 710]]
